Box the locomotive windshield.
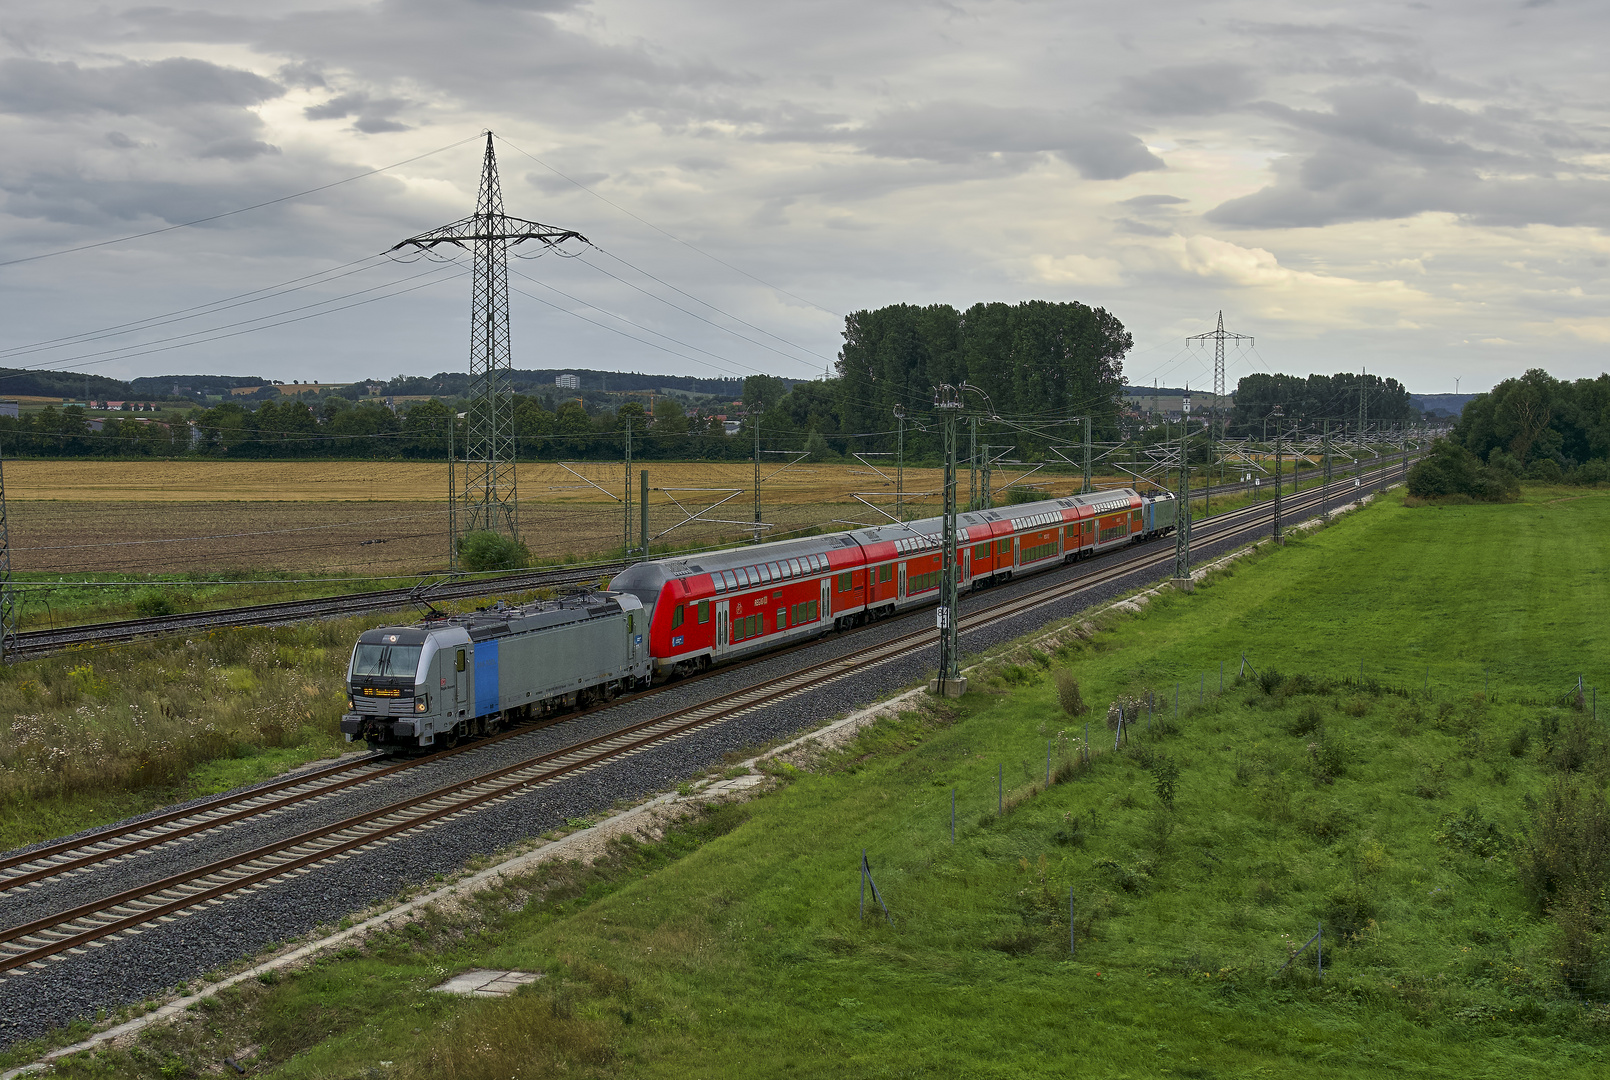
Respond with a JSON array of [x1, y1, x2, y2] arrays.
[[351, 643, 423, 678]]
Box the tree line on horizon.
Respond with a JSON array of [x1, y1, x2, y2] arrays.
[[0, 299, 1465, 464]]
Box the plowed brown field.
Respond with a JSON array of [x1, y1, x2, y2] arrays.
[[4, 460, 1097, 574]]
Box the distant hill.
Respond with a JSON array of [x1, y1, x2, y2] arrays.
[[1411, 393, 1476, 418]]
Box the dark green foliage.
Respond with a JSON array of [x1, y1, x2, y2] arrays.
[[1452, 367, 1610, 482], [1053, 670, 1088, 716], [456, 531, 531, 572], [1407, 438, 1519, 501], [1286, 703, 1324, 736], [1324, 884, 1378, 939], [1152, 755, 1180, 808], [1434, 806, 1507, 858], [1229, 370, 1414, 437], [131, 590, 175, 618], [836, 300, 1130, 456], [1515, 778, 1610, 913]]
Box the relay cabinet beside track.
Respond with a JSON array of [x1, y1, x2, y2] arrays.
[[341, 593, 651, 751]]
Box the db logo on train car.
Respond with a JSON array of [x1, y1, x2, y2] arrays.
[[671, 635, 683, 647]]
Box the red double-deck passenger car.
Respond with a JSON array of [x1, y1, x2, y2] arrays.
[[608, 488, 1173, 678]]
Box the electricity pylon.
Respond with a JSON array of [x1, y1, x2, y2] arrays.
[[393, 132, 588, 544], [1189, 311, 1253, 440]]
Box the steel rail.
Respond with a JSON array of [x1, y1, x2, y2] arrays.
[[0, 463, 1407, 976]]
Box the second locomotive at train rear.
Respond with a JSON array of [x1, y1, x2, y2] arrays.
[[340, 593, 652, 750]]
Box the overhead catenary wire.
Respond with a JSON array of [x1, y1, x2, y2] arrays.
[[0, 253, 398, 363], [0, 133, 486, 269], [491, 133, 842, 320]]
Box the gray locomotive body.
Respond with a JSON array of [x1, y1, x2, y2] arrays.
[[339, 593, 651, 750]]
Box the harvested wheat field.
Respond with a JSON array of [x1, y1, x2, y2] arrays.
[[3, 460, 1099, 574]]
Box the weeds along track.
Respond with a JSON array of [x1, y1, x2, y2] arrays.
[[0, 461, 1407, 981], [11, 455, 1410, 659]]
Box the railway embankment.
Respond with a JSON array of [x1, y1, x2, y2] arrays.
[[11, 484, 1610, 1078]]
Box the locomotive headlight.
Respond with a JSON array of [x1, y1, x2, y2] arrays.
[[416, 694, 429, 713]]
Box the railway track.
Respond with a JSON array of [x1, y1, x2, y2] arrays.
[[10, 454, 1409, 658], [0, 461, 1406, 979]]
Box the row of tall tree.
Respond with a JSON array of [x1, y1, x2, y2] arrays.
[[1225, 372, 1416, 436]]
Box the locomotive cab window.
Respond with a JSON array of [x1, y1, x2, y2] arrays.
[[352, 643, 421, 678], [455, 648, 466, 673]]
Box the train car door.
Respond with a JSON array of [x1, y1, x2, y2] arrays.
[[714, 601, 731, 659], [820, 578, 831, 622], [897, 562, 907, 599], [453, 646, 469, 707]]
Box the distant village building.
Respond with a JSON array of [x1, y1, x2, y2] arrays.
[[555, 373, 581, 390]]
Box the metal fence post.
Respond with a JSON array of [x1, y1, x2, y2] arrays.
[[951, 788, 955, 843], [859, 848, 866, 920], [1070, 886, 1076, 956]]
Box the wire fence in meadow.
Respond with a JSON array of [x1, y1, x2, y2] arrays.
[[852, 647, 1608, 989]]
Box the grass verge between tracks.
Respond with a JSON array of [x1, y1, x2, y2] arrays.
[[22, 484, 1610, 1079]]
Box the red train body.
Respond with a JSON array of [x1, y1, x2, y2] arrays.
[[608, 488, 1172, 678]]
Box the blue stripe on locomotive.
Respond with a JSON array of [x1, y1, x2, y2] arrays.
[[474, 640, 499, 715]]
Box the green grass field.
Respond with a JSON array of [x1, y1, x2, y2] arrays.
[[20, 486, 1610, 1079]]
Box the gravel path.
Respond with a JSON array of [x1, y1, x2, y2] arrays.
[[0, 483, 1370, 1048]]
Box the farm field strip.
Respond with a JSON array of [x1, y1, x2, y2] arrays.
[[0, 460, 1401, 979], [9, 457, 1397, 650]]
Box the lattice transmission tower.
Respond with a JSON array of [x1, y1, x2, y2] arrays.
[[393, 132, 588, 548], [1188, 311, 1253, 439]]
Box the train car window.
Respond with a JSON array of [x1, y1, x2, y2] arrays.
[[720, 570, 735, 590], [837, 571, 853, 592], [628, 614, 635, 633], [697, 600, 710, 623], [787, 558, 801, 576], [769, 562, 783, 580], [455, 649, 466, 672], [777, 607, 787, 628], [756, 564, 770, 584], [671, 605, 684, 629]]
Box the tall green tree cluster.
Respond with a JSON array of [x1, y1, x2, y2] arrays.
[[836, 301, 1130, 454], [1453, 369, 1610, 482], [1227, 372, 1414, 436]]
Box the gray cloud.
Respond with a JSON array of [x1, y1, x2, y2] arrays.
[[841, 102, 1164, 180], [525, 170, 608, 194], [197, 137, 281, 160], [1121, 194, 1189, 208], [1207, 81, 1610, 228], [0, 57, 282, 117], [304, 90, 413, 133], [1111, 63, 1259, 116]]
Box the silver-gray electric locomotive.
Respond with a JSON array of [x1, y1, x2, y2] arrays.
[[340, 592, 652, 750]]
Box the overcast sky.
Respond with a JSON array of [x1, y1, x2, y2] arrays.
[[2, 0, 1605, 397]]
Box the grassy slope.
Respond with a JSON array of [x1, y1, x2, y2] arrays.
[[34, 487, 1610, 1079]]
